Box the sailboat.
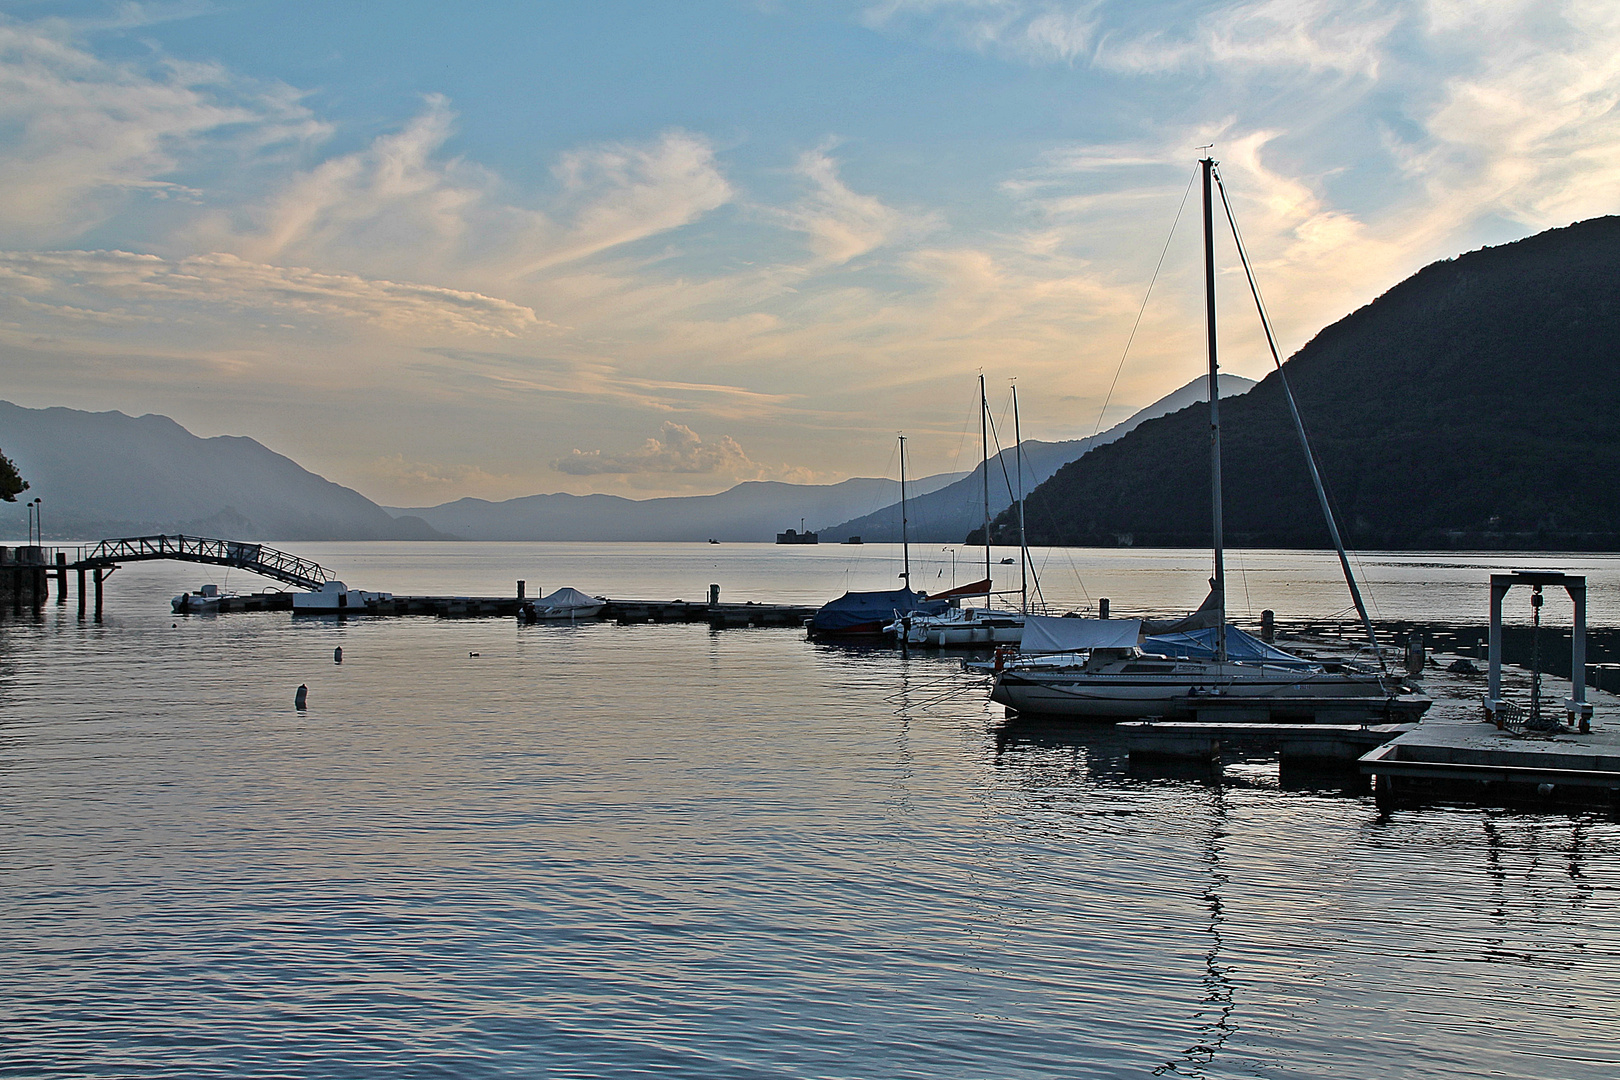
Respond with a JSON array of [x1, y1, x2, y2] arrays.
[[989, 156, 1428, 722], [809, 435, 989, 640], [887, 376, 1029, 647]]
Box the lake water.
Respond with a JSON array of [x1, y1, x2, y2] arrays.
[[3, 544, 1619, 1078]]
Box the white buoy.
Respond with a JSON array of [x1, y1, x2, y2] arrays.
[[295, 684, 308, 709]]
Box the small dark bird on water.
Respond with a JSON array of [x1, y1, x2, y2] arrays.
[[469, 651, 480, 657]]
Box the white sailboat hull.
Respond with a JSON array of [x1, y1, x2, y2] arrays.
[[990, 661, 1413, 720], [889, 608, 1024, 647]]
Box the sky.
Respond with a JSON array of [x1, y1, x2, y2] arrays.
[[1, 0, 1617, 507]]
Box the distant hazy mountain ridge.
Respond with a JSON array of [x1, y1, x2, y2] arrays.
[[388, 474, 966, 543], [989, 215, 1620, 551], [823, 374, 1254, 544], [0, 403, 445, 541]]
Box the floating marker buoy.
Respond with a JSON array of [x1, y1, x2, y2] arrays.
[[295, 684, 308, 709], [334, 646, 343, 664]]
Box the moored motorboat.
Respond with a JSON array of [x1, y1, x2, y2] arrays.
[[291, 579, 392, 613], [886, 604, 1026, 647], [518, 587, 606, 623], [171, 582, 232, 613]]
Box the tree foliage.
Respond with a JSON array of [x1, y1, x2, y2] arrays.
[[0, 447, 25, 503]]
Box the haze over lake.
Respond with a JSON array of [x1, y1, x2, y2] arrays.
[[3, 543, 1618, 1077]]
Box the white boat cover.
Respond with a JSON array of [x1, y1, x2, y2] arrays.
[[1020, 616, 1142, 653], [538, 587, 602, 610]]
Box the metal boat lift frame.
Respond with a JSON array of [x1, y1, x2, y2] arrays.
[[1485, 570, 1590, 729]]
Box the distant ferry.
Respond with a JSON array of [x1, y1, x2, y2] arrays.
[[776, 525, 818, 544]]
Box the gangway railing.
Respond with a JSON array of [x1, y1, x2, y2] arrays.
[[72, 535, 333, 591]]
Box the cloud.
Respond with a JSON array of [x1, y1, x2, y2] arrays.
[[867, 0, 1399, 74], [1390, 0, 1620, 232], [197, 99, 733, 285], [0, 249, 546, 337], [524, 130, 735, 274], [553, 422, 757, 476], [362, 453, 509, 496], [0, 15, 325, 245], [778, 143, 938, 264]]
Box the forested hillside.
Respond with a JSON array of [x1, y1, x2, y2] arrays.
[[984, 216, 1620, 551]]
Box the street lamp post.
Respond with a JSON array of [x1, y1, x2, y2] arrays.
[[33, 498, 41, 544]]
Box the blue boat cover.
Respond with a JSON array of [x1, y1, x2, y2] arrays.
[[1143, 625, 1316, 667], [811, 588, 948, 633]]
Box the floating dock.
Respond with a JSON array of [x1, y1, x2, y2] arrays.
[[1361, 712, 1620, 810], [1122, 720, 1412, 778], [205, 591, 814, 626]]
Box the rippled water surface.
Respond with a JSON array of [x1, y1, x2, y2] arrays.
[[3, 545, 1619, 1078]]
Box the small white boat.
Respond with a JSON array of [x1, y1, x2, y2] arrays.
[[518, 587, 606, 623], [291, 580, 392, 614], [886, 605, 1025, 647], [171, 583, 232, 613]]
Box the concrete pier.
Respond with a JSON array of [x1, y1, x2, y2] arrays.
[[1361, 712, 1620, 809]]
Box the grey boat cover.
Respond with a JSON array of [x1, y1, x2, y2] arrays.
[[537, 587, 602, 610], [1020, 616, 1143, 653], [1143, 625, 1314, 666], [1140, 586, 1224, 634]]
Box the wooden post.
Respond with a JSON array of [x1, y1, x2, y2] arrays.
[[93, 568, 104, 621], [77, 567, 86, 617], [1098, 598, 1110, 620], [55, 552, 67, 603], [517, 580, 525, 600]]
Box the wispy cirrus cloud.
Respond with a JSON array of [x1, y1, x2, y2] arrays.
[[193, 96, 734, 287], [0, 14, 325, 245], [777, 143, 939, 265], [0, 249, 546, 337]]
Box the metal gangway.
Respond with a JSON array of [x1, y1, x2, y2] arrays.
[[72, 535, 334, 590]]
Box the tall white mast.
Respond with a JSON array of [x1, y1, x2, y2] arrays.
[[1013, 383, 1028, 615], [980, 374, 991, 592], [1201, 156, 1227, 664], [899, 434, 910, 590]]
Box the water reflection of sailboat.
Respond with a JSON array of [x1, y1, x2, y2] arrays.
[[1155, 785, 1236, 1078], [990, 157, 1428, 723]]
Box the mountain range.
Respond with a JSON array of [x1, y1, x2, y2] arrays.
[[387, 474, 963, 543], [985, 215, 1620, 551], [821, 374, 1253, 544], [0, 403, 444, 542]]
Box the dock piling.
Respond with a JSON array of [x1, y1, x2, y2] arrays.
[[54, 552, 66, 603]]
